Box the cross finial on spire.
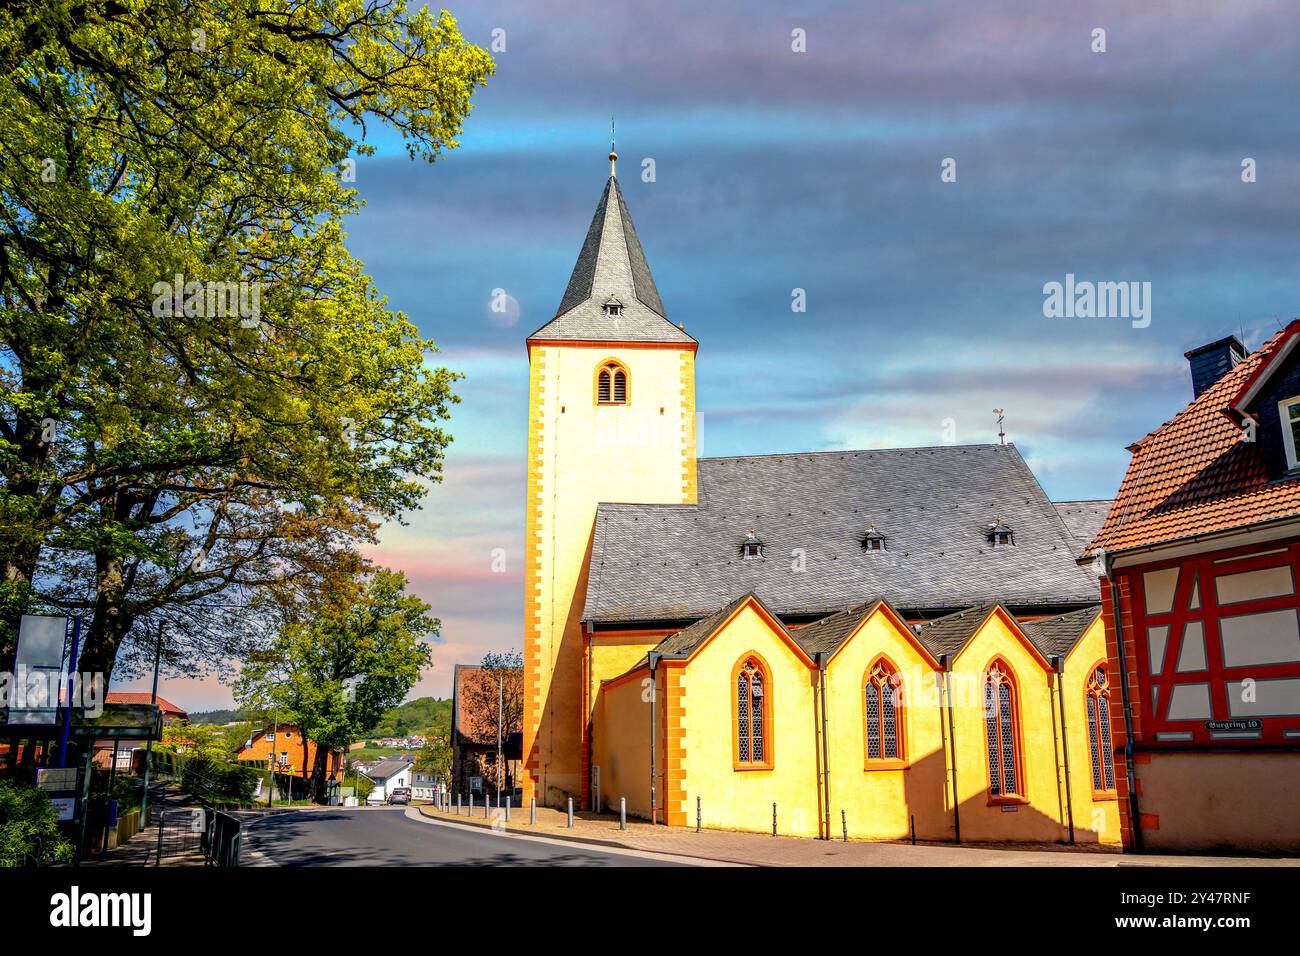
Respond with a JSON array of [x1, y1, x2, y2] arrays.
[[609, 115, 618, 178]]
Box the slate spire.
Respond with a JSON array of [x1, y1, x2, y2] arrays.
[[528, 156, 694, 345]]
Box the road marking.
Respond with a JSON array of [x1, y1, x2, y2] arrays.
[[402, 808, 746, 867]]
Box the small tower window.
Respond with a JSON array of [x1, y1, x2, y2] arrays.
[[602, 295, 624, 317], [741, 530, 764, 559], [596, 361, 629, 405], [986, 519, 1015, 547], [862, 524, 887, 551]]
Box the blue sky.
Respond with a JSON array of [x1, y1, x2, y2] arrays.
[[139, 0, 1300, 710]]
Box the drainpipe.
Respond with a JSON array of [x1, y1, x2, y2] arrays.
[[1053, 655, 1076, 845], [647, 651, 660, 826], [942, 655, 960, 844], [816, 652, 831, 840], [1103, 552, 1143, 853]]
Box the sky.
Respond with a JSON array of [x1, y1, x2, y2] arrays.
[[130, 0, 1300, 711]]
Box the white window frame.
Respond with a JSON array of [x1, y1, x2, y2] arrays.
[[1280, 397, 1300, 470]]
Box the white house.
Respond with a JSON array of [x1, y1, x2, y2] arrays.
[[412, 770, 440, 801], [362, 757, 414, 804]]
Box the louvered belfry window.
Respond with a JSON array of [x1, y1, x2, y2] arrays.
[[865, 659, 904, 762], [1087, 663, 1116, 794], [735, 658, 767, 766], [983, 661, 1021, 799], [596, 362, 628, 405]]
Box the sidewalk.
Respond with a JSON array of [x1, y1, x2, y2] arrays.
[[82, 784, 205, 867], [417, 803, 1299, 867]]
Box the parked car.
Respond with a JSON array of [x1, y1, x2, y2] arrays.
[[387, 787, 412, 805]]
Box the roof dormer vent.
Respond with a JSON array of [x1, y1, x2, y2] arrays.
[[602, 295, 624, 317], [741, 530, 765, 560], [986, 519, 1015, 547], [862, 523, 887, 551]]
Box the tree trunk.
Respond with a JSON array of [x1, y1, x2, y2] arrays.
[[309, 744, 331, 804]]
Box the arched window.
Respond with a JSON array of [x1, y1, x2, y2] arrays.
[[734, 655, 771, 768], [1086, 662, 1116, 796], [596, 361, 629, 405], [983, 660, 1022, 801], [864, 657, 905, 766]]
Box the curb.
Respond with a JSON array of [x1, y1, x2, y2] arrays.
[[415, 806, 763, 866]]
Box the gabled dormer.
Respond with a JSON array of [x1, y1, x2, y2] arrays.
[[1216, 324, 1300, 477]]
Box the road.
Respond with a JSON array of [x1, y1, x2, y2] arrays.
[[240, 807, 691, 867]]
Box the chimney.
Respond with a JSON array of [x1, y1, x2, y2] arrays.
[[1184, 335, 1246, 399]]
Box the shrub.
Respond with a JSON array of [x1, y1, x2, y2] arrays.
[[0, 779, 74, 867]]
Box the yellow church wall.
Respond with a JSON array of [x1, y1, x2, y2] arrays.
[[523, 342, 696, 807], [822, 610, 950, 841], [591, 666, 663, 820], [1057, 619, 1123, 847], [675, 602, 822, 838], [947, 611, 1068, 843]]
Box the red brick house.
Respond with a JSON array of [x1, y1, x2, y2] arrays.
[[1083, 325, 1300, 853]]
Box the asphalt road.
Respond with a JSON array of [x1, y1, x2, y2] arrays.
[[240, 807, 688, 867]]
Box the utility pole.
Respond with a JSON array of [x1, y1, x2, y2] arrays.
[[496, 674, 503, 805], [266, 710, 278, 809], [139, 623, 164, 824]]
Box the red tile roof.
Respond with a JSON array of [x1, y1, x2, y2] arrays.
[[105, 692, 188, 718], [1084, 321, 1300, 558]]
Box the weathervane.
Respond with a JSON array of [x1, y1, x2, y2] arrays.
[[994, 408, 1006, 445], [609, 115, 618, 178]]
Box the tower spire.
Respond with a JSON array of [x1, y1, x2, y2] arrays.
[[609, 115, 617, 178]]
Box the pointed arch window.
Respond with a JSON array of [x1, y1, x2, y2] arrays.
[[864, 657, 906, 768], [596, 361, 629, 405], [734, 656, 771, 769], [1086, 662, 1117, 797], [983, 660, 1023, 802]]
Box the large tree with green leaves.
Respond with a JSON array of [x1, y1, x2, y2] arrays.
[[0, 2, 492, 678], [233, 565, 435, 801]]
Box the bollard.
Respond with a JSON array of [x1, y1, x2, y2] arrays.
[[910, 814, 916, 846], [567, 796, 574, 828], [457, 792, 462, 816], [696, 795, 701, 833], [506, 795, 511, 822], [841, 809, 847, 843], [484, 795, 489, 819], [772, 802, 777, 837], [620, 797, 627, 831], [530, 796, 537, 825]]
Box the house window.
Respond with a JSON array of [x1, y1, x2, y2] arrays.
[[987, 521, 1015, 547], [862, 525, 887, 551], [1280, 397, 1300, 470], [602, 296, 624, 317], [741, 531, 764, 559], [734, 656, 770, 768], [864, 658, 905, 765], [1086, 663, 1116, 796], [596, 362, 629, 405], [983, 660, 1022, 801]]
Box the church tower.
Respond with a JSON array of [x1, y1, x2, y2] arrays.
[[522, 150, 698, 807]]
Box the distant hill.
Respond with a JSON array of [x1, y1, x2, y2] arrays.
[[190, 708, 253, 725], [189, 696, 451, 739], [361, 697, 451, 740]]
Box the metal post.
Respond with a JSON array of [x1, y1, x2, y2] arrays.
[[266, 710, 278, 808], [57, 616, 82, 768], [841, 809, 847, 843], [696, 795, 701, 833], [139, 623, 163, 825], [483, 793, 488, 819], [910, 814, 916, 845], [505, 795, 511, 822], [469, 792, 474, 817], [567, 796, 574, 828], [530, 796, 536, 825], [496, 675, 504, 807], [457, 791, 462, 816], [772, 802, 777, 837], [620, 797, 626, 831]]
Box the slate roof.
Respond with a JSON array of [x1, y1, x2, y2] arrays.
[[529, 175, 695, 345], [915, 603, 1000, 660], [583, 444, 1101, 624], [789, 601, 881, 658], [1052, 500, 1112, 555], [1083, 321, 1300, 557], [1020, 606, 1102, 661], [363, 757, 413, 781]]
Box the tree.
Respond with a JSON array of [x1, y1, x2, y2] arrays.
[[415, 735, 452, 787], [233, 566, 434, 801], [0, 3, 493, 677], [459, 651, 522, 792]]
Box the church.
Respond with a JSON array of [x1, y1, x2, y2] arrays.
[[521, 150, 1122, 845]]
